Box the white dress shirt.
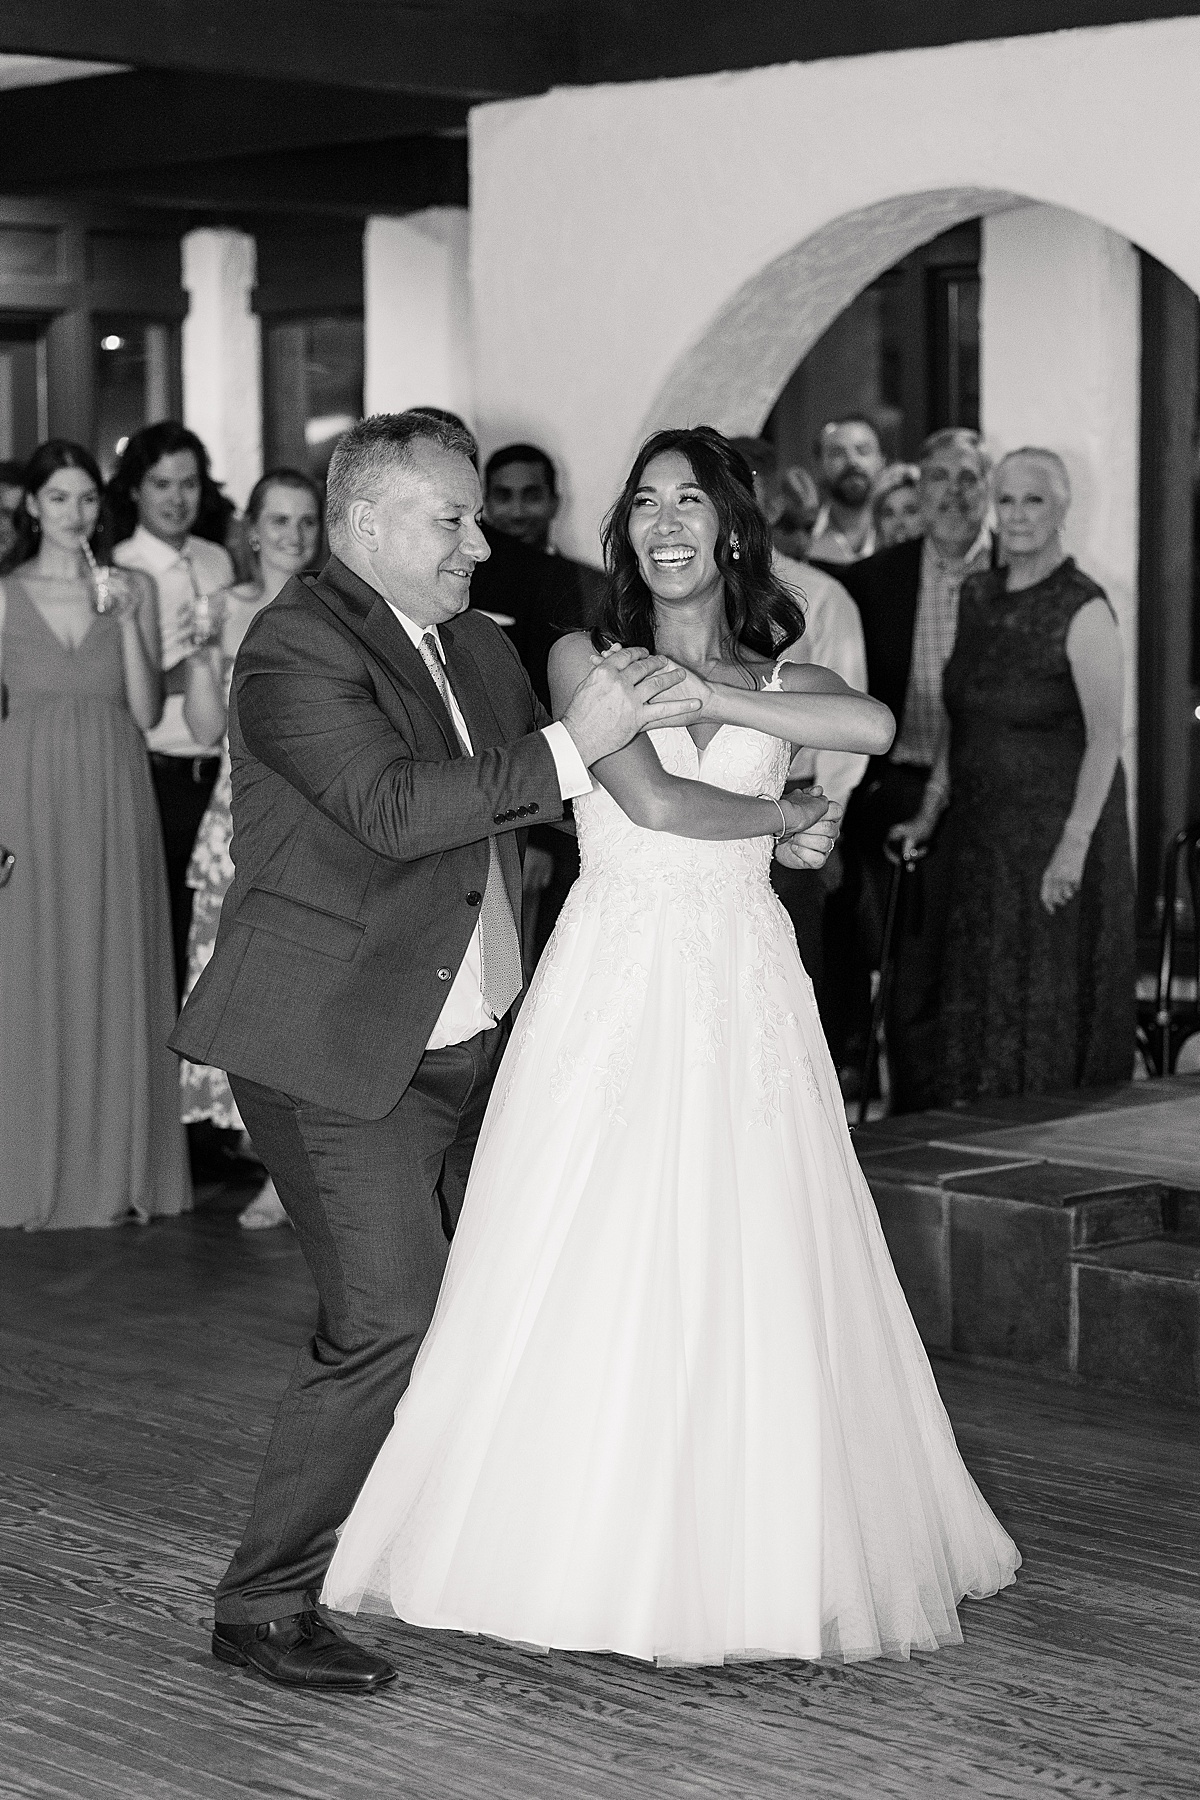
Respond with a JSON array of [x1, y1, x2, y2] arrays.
[[807, 506, 876, 566], [774, 552, 870, 813], [383, 599, 590, 1048], [114, 526, 234, 757]]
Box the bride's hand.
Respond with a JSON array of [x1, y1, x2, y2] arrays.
[[655, 659, 713, 715]]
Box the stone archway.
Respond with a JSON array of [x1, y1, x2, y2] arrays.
[[636, 188, 1020, 441]]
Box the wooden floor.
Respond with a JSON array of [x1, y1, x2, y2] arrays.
[[2, 1207, 1198, 1800]]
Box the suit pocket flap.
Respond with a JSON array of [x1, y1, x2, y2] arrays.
[[238, 887, 365, 961]]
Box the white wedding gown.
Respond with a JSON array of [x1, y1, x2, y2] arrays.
[[321, 715, 1020, 1663]]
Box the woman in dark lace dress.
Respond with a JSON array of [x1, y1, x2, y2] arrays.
[[892, 448, 1135, 1104]]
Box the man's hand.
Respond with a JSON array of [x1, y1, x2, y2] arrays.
[[774, 790, 843, 871], [560, 645, 702, 767], [887, 811, 936, 862]]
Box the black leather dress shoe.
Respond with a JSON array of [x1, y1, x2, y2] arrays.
[[212, 1607, 396, 1691]]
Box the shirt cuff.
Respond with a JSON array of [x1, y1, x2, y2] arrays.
[[540, 721, 592, 801]]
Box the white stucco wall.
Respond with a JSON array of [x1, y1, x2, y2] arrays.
[[364, 209, 472, 423], [470, 16, 1200, 563], [980, 205, 1141, 804], [181, 228, 262, 508]]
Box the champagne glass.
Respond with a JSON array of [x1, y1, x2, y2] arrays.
[[188, 586, 228, 651], [80, 537, 114, 615]]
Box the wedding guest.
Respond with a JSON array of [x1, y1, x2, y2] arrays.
[[807, 416, 886, 565], [0, 459, 26, 562], [833, 428, 994, 1110], [731, 439, 868, 1002], [480, 443, 606, 660], [892, 449, 1135, 1101], [109, 423, 235, 998], [0, 441, 191, 1228], [767, 465, 822, 564], [476, 442, 605, 966], [180, 469, 322, 1229], [871, 463, 923, 549]]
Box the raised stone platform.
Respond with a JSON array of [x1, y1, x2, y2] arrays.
[[854, 1076, 1200, 1406]]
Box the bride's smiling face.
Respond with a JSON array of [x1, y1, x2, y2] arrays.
[[627, 451, 724, 607]]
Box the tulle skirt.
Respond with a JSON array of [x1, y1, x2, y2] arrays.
[[321, 862, 1019, 1662]]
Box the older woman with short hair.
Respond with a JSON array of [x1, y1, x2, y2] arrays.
[[896, 447, 1135, 1102]]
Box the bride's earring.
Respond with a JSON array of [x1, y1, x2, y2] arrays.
[[729, 531, 741, 562]]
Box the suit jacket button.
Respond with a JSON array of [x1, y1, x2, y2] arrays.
[[436, 967, 452, 981], [528, 803, 538, 814], [466, 890, 482, 906]]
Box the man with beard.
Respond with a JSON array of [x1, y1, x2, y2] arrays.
[[807, 416, 886, 565], [827, 428, 995, 1112]]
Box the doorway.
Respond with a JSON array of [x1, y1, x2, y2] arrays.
[[0, 318, 47, 461]]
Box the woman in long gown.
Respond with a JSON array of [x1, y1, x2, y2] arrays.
[[892, 448, 1135, 1103], [179, 468, 322, 1229], [0, 441, 191, 1228], [322, 428, 1020, 1664]]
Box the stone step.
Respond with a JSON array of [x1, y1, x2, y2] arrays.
[[863, 1152, 1175, 1373], [1071, 1238, 1200, 1405]]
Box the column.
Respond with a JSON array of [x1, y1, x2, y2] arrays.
[[980, 204, 1141, 836], [181, 228, 262, 507], [364, 209, 471, 422]]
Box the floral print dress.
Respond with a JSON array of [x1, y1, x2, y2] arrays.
[[179, 675, 240, 1129]]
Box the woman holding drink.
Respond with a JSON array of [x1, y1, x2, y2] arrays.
[[0, 440, 191, 1228]]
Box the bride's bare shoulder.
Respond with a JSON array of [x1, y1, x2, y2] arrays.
[[548, 630, 599, 677], [547, 630, 602, 710]]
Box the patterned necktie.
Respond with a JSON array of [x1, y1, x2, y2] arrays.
[[416, 631, 524, 1021]]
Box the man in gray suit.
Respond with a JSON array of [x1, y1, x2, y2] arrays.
[[174, 412, 834, 1693]]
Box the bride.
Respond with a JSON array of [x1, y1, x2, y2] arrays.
[[321, 427, 1019, 1663]]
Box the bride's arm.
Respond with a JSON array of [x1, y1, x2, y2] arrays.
[[706, 661, 895, 755], [549, 634, 836, 849]]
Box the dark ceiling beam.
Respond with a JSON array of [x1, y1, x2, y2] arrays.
[[0, 71, 467, 185], [0, 0, 568, 99], [30, 136, 470, 221], [576, 0, 1200, 82], [3, 0, 1195, 120]]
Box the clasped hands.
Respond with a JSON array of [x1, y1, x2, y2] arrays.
[[559, 643, 840, 871]]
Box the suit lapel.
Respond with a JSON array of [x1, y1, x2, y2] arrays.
[[359, 600, 463, 759], [310, 557, 460, 759], [440, 619, 505, 751]]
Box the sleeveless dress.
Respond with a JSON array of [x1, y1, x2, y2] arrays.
[[321, 708, 1019, 1663], [939, 560, 1136, 1105], [0, 579, 191, 1228]]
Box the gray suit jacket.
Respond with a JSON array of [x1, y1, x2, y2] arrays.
[[170, 554, 563, 1118]]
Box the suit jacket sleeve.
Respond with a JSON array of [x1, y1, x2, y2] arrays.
[[235, 607, 564, 863]]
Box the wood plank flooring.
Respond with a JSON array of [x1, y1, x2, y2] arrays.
[[2, 1212, 1198, 1800]]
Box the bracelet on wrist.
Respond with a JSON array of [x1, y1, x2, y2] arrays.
[[759, 793, 788, 838]]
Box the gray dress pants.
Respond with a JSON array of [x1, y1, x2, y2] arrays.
[[216, 1024, 507, 1625]]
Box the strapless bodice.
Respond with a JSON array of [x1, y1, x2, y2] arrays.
[[573, 724, 793, 894]]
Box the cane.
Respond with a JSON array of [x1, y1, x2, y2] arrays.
[[858, 840, 928, 1126]]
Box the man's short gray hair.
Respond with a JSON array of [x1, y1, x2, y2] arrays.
[[325, 411, 478, 538], [994, 445, 1072, 511], [917, 427, 991, 475]]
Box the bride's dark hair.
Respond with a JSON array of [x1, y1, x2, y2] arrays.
[[593, 426, 805, 661]]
